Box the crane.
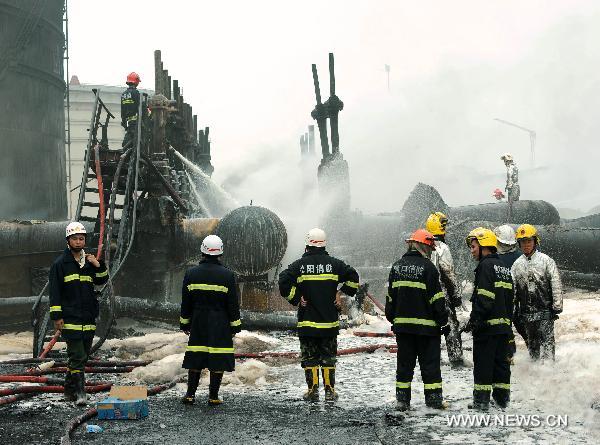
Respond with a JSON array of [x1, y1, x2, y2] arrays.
[[494, 118, 536, 166]]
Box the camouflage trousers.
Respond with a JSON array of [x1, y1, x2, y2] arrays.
[[299, 336, 337, 368]]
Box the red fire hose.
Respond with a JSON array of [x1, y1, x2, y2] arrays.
[[366, 292, 385, 313], [235, 344, 396, 360], [93, 144, 106, 260], [0, 384, 112, 397], [0, 393, 35, 406], [21, 366, 135, 376], [38, 330, 61, 359], [353, 331, 394, 338], [0, 376, 109, 385]]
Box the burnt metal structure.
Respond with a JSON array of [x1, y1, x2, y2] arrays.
[[311, 53, 351, 221], [0, 0, 67, 220]]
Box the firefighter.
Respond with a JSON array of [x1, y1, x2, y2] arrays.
[[512, 224, 563, 361], [501, 153, 520, 202], [386, 229, 449, 411], [425, 212, 464, 368], [121, 72, 141, 148], [49, 222, 109, 405], [180, 235, 241, 405], [493, 224, 525, 361], [464, 228, 513, 410], [278, 228, 359, 402]]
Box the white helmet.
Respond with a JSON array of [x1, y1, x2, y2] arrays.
[[65, 222, 87, 239], [493, 225, 517, 246], [500, 153, 513, 162], [305, 228, 326, 247], [201, 235, 224, 256]]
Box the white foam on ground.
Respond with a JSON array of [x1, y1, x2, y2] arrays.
[[234, 330, 280, 353], [101, 332, 187, 361]]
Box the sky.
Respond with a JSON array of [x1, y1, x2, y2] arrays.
[[68, 0, 600, 215]]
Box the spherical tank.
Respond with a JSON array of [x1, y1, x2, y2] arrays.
[[0, 0, 67, 220], [215, 206, 288, 277]]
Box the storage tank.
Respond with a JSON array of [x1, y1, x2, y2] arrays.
[[0, 0, 67, 220]]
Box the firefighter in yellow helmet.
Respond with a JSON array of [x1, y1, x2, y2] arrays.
[[425, 212, 464, 368], [511, 224, 563, 361], [464, 228, 513, 410]]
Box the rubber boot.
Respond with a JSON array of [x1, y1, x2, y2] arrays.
[[63, 372, 76, 402], [395, 388, 411, 412], [208, 371, 224, 405], [322, 367, 338, 402], [425, 391, 448, 409], [182, 370, 201, 405], [468, 390, 490, 411], [303, 367, 319, 401], [74, 372, 87, 406], [492, 387, 510, 409]]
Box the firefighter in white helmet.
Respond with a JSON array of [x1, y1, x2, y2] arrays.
[[501, 153, 520, 202], [279, 228, 359, 402], [180, 234, 241, 405], [48, 222, 108, 405]]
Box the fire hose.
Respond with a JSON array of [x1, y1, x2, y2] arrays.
[[235, 343, 396, 360], [0, 384, 112, 397], [60, 381, 177, 445]]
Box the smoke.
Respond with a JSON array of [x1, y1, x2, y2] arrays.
[[211, 7, 600, 223]]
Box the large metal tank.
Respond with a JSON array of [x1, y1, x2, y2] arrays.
[[215, 206, 287, 277], [0, 0, 67, 220]]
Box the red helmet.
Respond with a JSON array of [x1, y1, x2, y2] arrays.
[[405, 229, 436, 247], [126, 72, 141, 85]]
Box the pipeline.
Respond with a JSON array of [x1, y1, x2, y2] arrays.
[[60, 381, 177, 445]]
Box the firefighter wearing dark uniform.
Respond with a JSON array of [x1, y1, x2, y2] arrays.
[[464, 228, 513, 410], [180, 235, 241, 405], [49, 222, 108, 405], [386, 229, 449, 411], [121, 72, 141, 148], [278, 228, 359, 402]]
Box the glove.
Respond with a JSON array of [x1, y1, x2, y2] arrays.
[[440, 324, 451, 336]]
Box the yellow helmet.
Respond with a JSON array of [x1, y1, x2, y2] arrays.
[[465, 227, 498, 248], [425, 212, 448, 235], [515, 224, 540, 244]]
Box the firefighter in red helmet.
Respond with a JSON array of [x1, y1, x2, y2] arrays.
[[121, 72, 142, 148]]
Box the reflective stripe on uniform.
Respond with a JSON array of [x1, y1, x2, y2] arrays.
[[429, 292, 444, 305], [230, 319, 241, 327], [122, 99, 135, 104], [297, 274, 339, 283], [392, 280, 426, 289], [287, 286, 296, 301], [96, 270, 108, 278], [393, 317, 438, 327], [345, 281, 359, 289], [297, 320, 340, 329], [487, 318, 511, 326], [424, 382, 443, 390], [63, 274, 93, 283], [474, 384, 492, 391], [186, 345, 234, 354], [477, 288, 495, 299], [396, 381, 411, 389], [180, 317, 190, 324], [49, 306, 62, 312], [187, 283, 228, 293], [63, 324, 96, 331], [494, 281, 512, 289], [492, 383, 510, 389]]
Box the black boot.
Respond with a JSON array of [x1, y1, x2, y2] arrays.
[[492, 386, 510, 408], [303, 367, 319, 401], [208, 372, 224, 405], [425, 391, 448, 409], [63, 372, 76, 402], [182, 370, 201, 405], [321, 367, 338, 402], [395, 388, 411, 412], [469, 389, 490, 411], [74, 372, 87, 406]]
